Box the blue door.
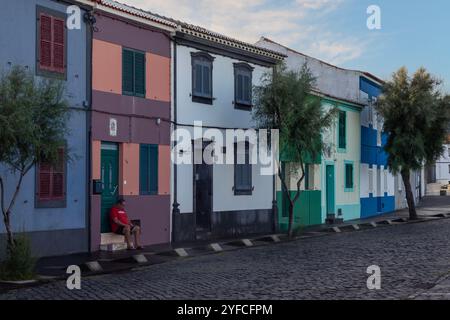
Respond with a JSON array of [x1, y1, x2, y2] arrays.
[[326, 165, 335, 215]]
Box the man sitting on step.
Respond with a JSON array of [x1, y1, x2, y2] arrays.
[[110, 198, 143, 250]]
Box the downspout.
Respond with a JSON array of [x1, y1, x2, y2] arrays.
[[271, 64, 278, 234], [171, 33, 180, 243], [84, 7, 95, 253]]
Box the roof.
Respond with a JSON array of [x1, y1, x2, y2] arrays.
[[258, 37, 384, 84], [87, 0, 286, 61]]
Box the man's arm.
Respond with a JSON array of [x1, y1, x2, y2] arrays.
[[113, 217, 130, 228]]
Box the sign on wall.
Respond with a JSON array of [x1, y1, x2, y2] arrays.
[[109, 118, 117, 137]]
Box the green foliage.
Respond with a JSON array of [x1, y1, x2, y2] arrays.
[[0, 234, 36, 281], [253, 63, 337, 171], [376, 67, 450, 174], [0, 65, 70, 173]]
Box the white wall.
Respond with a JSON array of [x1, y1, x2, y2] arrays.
[[435, 145, 450, 184], [175, 45, 274, 214]]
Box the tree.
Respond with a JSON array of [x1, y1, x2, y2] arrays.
[[376, 67, 450, 220], [0, 66, 69, 251], [253, 64, 337, 238]]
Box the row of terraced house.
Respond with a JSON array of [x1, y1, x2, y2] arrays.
[[0, 0, 425, 258]]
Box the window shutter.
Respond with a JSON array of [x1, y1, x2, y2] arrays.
[[52, 18, 65, 71], [140, 144, 149, 194], [149, 145, 158, 194], [236, 74, 243, 102], [40, 14, 52, 68], [244, 75, 251, 103], [52, 149, 65, 198], [193, 63, 202, 96], [202, 64, 211, 96], [134, 52, 145, 97], [39, 163, 52, 200], [122, 49, 134, 95], [339, 111, 346, 149]]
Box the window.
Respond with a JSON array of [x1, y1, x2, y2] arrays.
[[36, 147, 66, 208], [368, 167, 374, 193], [338, 111, 346, 150], [345, 162, 354, 191], [234, 63, 253, 109], [191, 52, 214, 104], [234, 142, 252, 195], [140, 144, 158, 195], [122, 48, 146, 97], [37, 7, 66, 77], [304, 164, 315, 190]]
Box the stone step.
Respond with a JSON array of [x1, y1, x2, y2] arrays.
[[100, 233, 127, 252]]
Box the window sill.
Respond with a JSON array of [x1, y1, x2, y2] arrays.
[[234, 189, 253, 196], [344, 187, 354, 193], [36, 67, 66, 80], [192, 95, 213, 105], [234, 102, 252, 111], [337, 147, 347, 154], [123, 91, 146, 99], [35, 199, 67, 209]]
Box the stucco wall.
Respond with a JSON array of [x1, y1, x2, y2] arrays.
[[175, 45, 273, 215], [0, 0, 88, 256]]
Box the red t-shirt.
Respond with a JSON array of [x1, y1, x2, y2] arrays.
[[110, 206, 130, 233]]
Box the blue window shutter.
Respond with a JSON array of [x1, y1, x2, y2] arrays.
[[244, 75, 251, 103], [203, 65, 211, 96], [193, 63, 202, 96], [134, 52, 146, 97], [122, 49, 134, 95], [339, 111, 346, 149]]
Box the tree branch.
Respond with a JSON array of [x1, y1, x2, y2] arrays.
[[6, 170, 25, 215], [293, 160, 306, 204]]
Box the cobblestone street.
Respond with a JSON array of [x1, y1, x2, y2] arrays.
[[2, 209, 450, 300]]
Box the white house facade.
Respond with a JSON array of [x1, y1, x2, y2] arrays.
[[171, 28, 284, 241]]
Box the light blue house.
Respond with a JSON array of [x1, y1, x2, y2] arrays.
[[0, 0, 90, 257]]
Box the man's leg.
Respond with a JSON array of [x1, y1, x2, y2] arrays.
[[132, 226, 142, 248], [123, 226, 133, 249]]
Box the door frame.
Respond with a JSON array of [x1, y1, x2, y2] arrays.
[[192, 140, 214, 232], [325, 163, 335, 215]]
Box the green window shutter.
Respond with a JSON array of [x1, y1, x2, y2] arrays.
[[122, 49, 134, 95], [149, 145, 158, 195], [134, 52, 146, 97], [140, 144, 149, 194], [345, 164, 353, 189], [339, 111, 346, 149], [140, 144, 158, 195]]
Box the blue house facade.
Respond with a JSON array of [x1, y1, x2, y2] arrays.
[[0, 0, 89, 257], [360, 75, 395, 218]]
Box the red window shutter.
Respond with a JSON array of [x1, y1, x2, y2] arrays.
[[38, 148, 65, 201], [39, 163, 52, 200], [40, 14, 52, 69], [52, 18, 65, 72], [52, 149, 65, 198]]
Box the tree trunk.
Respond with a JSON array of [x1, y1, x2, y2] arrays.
[[402, 169, 418, 220], [288, 201, 294, 239], [3, 210, 14, 250]]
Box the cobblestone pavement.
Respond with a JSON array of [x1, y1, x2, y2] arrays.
[[2, 217, 450, 300]]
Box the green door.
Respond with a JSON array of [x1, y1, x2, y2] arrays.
[[326, 165, 335, 215], [101, 143, 119, 233]]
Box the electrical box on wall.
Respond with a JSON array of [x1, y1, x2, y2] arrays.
[[93, 180, 103, 195]]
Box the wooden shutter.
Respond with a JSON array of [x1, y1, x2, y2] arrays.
[[140, 144, 158, 195], [134, 52, 146, 97], [149, 145, 158, 194], [345, 164, 353, 189], [52, 18, 65, 72], [202, 64, 211, 96], [38, 148, 65, 201], [140, 144, 149, 194], [339, 111, 346, 149], [122, 49, 134, 95], [39, 14, 52, 69]]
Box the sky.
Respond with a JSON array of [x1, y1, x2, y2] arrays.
[[121, 0, 450, 93]]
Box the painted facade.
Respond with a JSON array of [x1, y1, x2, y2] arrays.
[[0, 0, 89, 257], [256, 38, 362, 227], [171, 28, 284, 241], [359, 76, 396, 217], [88, 3, 174, 251]]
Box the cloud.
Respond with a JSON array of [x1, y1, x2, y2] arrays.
[[119, 0, 365, 65]]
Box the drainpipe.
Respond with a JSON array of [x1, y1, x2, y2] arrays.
[[171, 35, 180, 243]]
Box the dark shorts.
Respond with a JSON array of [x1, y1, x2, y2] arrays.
[[114, 225, 138, 235]]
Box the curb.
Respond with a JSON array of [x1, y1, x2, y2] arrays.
[[2, 211, 450, 293]]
